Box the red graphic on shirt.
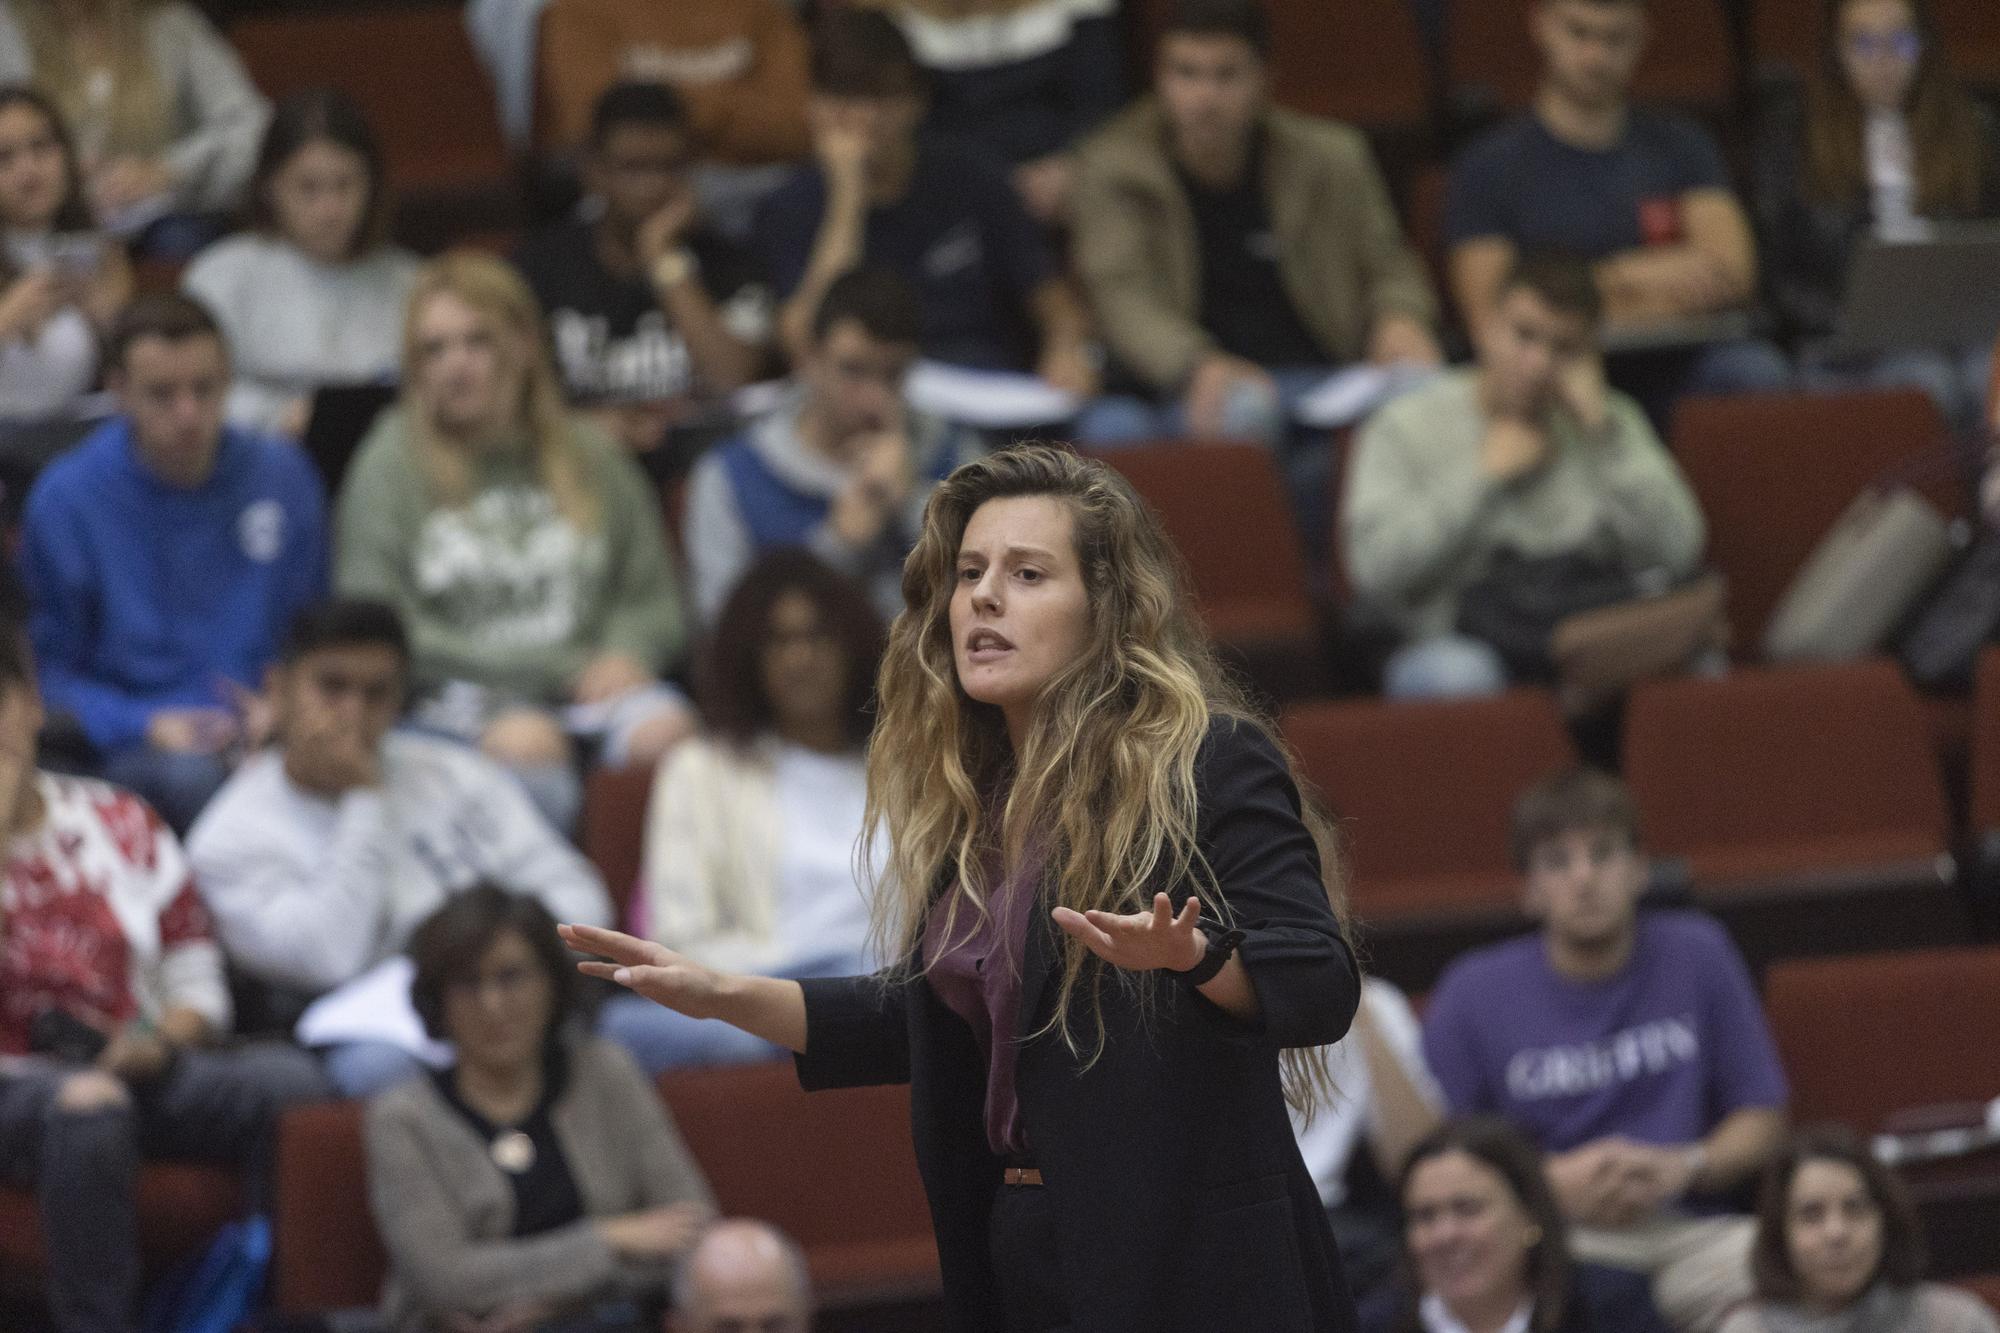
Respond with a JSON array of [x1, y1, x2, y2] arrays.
[[93, 790, 163, 872], [1, 864, 132, 1054], [1638, 196, 1684, 247]]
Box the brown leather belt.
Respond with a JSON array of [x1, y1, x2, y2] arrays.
[[1002, 1166, 1044, 1187]]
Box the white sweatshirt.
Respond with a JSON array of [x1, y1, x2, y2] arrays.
[[186, 730, 611, 995]]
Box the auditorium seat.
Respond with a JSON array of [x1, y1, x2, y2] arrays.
[[1623, 660, 1968, 966], [1098, 441, 1328, 699], [1750, 0, 1819, 80], [1668, 390, 1958, 658], [1964, 647, 2000, 928], [1936, 0, 2000, 88], [0, 1164, 242, 1289], [228, 8, 521, 247], [1445, 0, 1735, 116], [582, 762, 656, 925], [269, 1068, 940, 1319], [1765, 947, 2000, 1277], [1122, 0, 1433, 135], [1281, 690, 1576, 988]]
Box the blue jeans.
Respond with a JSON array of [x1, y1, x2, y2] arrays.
[[1797, 340, 1995, 437], [319, 1039, 429, 1099], [100, 746, 231, 834], [1382, 634, 1510, 700], [1074, 367, 1339, 569]]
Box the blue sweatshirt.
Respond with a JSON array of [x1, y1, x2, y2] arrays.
[[19, 418, 328, 750]]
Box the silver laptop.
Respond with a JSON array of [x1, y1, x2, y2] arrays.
[[1824, 221, 2000, 358]]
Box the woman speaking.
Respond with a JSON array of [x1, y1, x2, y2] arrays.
[[563, 444, 1361, 1331]]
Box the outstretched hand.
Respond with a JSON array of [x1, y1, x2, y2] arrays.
[[558, 922, 730, 1021], [1051, 893, 1206, 974]]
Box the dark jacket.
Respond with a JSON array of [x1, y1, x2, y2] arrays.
[[1753, 90, 2000, 337], [1358, 1263, 1673, 1333], [794, 717, 1362, 1332]]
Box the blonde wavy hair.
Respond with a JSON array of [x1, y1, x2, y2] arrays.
[[864, 443, 1349, 1113], [12, 0, 167, 164], [399, 251, 598, 531]]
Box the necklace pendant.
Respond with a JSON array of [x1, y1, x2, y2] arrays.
[[490, 1129, 536, 1174]]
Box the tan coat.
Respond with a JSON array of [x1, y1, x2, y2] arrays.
[[1069, 99, 1438, 391]]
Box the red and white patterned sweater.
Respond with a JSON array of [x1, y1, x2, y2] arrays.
[[0, 774, 230, 1055]]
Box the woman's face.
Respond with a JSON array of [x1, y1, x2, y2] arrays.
[[0, 103, 70, 231], [269, 137, 371, 265], [1786, 1158, 1886, 1312], [411, 290, 524, 439], [949, 495, 1091, 736], [1406, 1151, 1543, 1320], [1839, 0, 1922, 113], [442, 928, 554, 1075], [760, 588, 849, 743]]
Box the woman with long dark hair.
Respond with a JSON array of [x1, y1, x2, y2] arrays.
[[566, 442, 1361, 1331], [1755, 0, 2000, 431]]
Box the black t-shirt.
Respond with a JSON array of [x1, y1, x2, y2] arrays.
[[1176, 135, 1325, 370], [436, 1048, 585, 1239], [750, 135, 1055, 371], [513, 221, 768, 405]]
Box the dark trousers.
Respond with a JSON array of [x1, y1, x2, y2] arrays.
[[990, 1182, 1072, 1333], [0, 1042, 329, 1333]]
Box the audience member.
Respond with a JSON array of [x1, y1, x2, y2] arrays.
[[1444, 0, 1788, 419], [0, 627, 328, 1333], [750, 7, 1096, 394], [670, 1219, 815, 1333], [20, 292, 326, 830], [186, 599, 612, 1097], [183, 89, 420, 438], [1360, 1116, 1672, 1333], [682, 267, 978, 623], [850, 0, 1126, 222], [0, 0, 269, 252], [513, 82, 768, 464], [334, 252, 693, 832], [1754, 0, 1999, 433], [1721, 1126, 2000, 1333], [537, 0, 809, 169], [366, 887, 714, 1333], [602, 551, 884, 1073], [1422, 768, 1788, 1332], [1290, 977, 1446, 1307], [0, 85, 129, 432], [1070, 0, 1440, 446], [1342, 255, 1704, 699]]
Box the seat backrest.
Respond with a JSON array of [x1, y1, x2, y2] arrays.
[[273, 1101, 384, 1314], [1446, 0, 1734, 111], [1122, 0, 1433, 130], [658, 1062, 933, 1254], [1623, 661, 1950, 877], [582, 763, 657, 926], [1970, 647, 2000, 834], [228, 9, 511, 192], [1936, 0, 2000, 84], [1281, 691, 1576, 918], [1099, 440, 1313, 621], [1668, 389, 1955, 655], [1765, 946, 2000, 1130], [1750, 0, 1821, 78]]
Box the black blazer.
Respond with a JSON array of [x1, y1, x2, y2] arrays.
[[794, 718, 1362, 1332]]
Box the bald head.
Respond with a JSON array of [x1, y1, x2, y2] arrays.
[[672, 1219, 813, 1333]]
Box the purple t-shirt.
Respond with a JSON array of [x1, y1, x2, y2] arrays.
[[1421, 912, 1787, 1153], [921, 858, 1042, 1157]]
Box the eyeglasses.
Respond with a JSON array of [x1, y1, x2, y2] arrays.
[[1847, 29, 1922, 62], [446, 963, 543, 1001]]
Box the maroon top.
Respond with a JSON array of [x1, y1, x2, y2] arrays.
[[921, 855, 1042, 1157]]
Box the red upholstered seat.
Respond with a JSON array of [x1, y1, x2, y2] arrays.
[[0, 1164, 242, 1279], [1099, 441, 1326, 697], [1281, 690, 1576, 923], [1623, 660, 1952, 899], [1447, 0, 1734, 112], [582, 763, 657, 926], [1765, 946, 2000, 1131], [1667, 390, 1956, 659]]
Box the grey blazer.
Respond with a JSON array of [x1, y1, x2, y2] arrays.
[[364, 1034, 716, 1331]]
